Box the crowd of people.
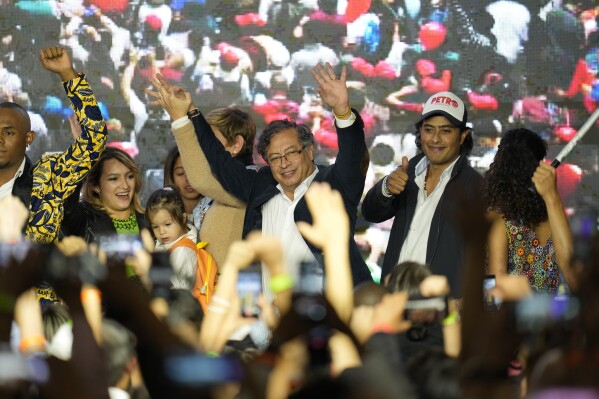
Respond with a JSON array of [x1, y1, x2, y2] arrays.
[[2, 0, 598, 271], [1, 0, 599, 398], [1, 0, 598, 193]]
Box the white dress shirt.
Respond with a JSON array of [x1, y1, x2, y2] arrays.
[[0, 157, 26, 200], [262, 167, 319, 286], [397, 156, 460, 265]]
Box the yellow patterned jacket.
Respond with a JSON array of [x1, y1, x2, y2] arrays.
[[19, 74, 107, 243]]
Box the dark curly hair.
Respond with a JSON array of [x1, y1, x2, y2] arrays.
[[482, 128, 548, 226]]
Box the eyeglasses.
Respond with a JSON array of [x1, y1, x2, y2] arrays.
[[268, 145, 306, 166]]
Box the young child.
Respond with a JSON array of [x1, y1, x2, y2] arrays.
[[145, 187, 217, 308]]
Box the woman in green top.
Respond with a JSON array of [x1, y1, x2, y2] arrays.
[[63, 147, 148, 242]]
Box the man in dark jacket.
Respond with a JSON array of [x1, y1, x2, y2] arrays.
[[362, 92, 482, 297], [158, 63, 372, 287]]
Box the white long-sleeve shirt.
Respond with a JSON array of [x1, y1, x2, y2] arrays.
[[154, 224, 199, 290]]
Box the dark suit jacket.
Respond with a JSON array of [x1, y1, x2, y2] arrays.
[[191, 111, 372, 286], [362, 152, 483, 296]]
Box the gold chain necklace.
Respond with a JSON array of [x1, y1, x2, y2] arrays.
[[424, 166, 430, 194]]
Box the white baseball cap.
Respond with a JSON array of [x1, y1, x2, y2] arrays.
[[418, 91, 468, 128]]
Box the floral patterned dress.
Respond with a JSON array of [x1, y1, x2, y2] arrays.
[[505, 220, 559, 293]]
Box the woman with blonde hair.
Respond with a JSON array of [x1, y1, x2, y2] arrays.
[[63, 147, 148, 242]]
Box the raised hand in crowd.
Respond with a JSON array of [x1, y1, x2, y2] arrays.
[[146, 73, 194, 120], [531, 161, 559, 201], [311, 62, 351, 117], [371, 291, 412, 337], [0, 197, 46, 324], [200, 233, 292, 354], [39, 46, 78, 82], [124, 229, 154, 292], [297, 182, 353, 322], [55, 236, 106, 343], [0, 195, 29, 242], [491, 274, 532, 301], [532, 161, 577, 289], [419, 275, 450, 297], [416, 275, 461, 357], [329, 331, 363, 377]]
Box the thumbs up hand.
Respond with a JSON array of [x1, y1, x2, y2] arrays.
[[385, 156, 410, 195]]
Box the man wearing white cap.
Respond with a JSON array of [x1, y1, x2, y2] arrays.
[[362, 91, 482, 297]]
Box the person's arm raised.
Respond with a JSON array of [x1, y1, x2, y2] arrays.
[[311, 63, 351, 120], [147, 74, 255, 204], [147, 74, 192, 121], [39, 46, 78, 82], [26, 47, 107, 243], [198, 240, 256, 353], [532, 161, 577, 290]]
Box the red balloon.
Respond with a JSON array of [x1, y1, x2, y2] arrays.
[[314, 128, 338, 150], [416, 59, 436, 77], [419, 22, 447, 51], [555, 162, 581, 201], [555, 125, 577, 142], [374, 60, 396, 80], [345, 0, 373, 23]]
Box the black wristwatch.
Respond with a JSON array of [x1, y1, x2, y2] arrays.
[[187, 108, 201, 119]]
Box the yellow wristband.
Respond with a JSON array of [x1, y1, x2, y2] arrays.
[[269, 274, 294, 294], [443, 310, 460, 326], [333, 106, 352, 120]]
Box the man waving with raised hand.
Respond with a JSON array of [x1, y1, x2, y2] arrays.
[[148, 62, 372, 290]]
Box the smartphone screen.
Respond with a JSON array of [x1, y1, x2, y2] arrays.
[[149, 252, 173, 299], [97, 234, 143, 260], [297, 261, 325, 295], [164, 354, 243, 386], [483, 274, 501, 311], [515, 294, 580, 333], [238, 264, 262, 317]]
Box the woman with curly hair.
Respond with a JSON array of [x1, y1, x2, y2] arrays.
[[483, 128, 576, 293]]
